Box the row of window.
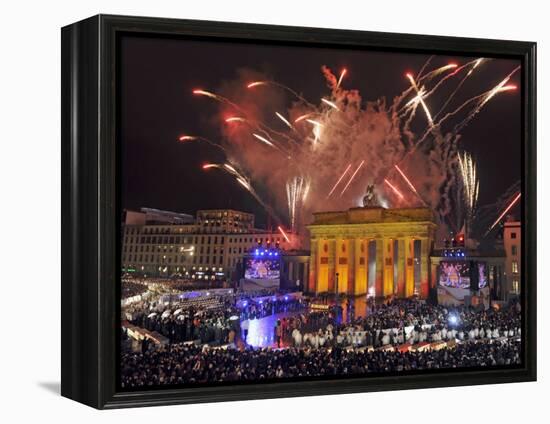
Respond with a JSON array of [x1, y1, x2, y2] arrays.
[[124, 245, 192, 253], [124, 235, 193, 245], [123, 234, 284, 246], [123, 253, 234, 266], [123, 251, 248, 268], [194, 228, 254, 234], [124, 265, 224, 273], [125, 226, 194, 235], [198, 220, 252, 227], [198, 211, 252, 221], [123, 254, 189, 264]]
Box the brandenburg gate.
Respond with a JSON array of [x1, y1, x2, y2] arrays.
[[307, 207, 437, 299]]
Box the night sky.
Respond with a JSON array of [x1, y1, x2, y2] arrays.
[[120, 34, 521, 229]]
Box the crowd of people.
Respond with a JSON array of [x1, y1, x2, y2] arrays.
[[123, 275, 230, 295], [123, 291, 308, 346], [285, 298, 521, 349], [121, 280, 149, 299], [120, 338, 521, 388], [120, 288, 522, 388], [125, 295, 239, 345], [239, 296, 304, 320]]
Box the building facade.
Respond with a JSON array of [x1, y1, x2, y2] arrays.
[[281, 251, 310, 291], [121, 208, 290, 280], [307, 207, 437, 298], [503, 220, 521, 299]]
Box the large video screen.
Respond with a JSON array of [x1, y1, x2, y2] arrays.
[[439, 261, 487, 289], [244, 258, 280, 280]]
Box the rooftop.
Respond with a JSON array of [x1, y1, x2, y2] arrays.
[[309, 206, 436, 226]]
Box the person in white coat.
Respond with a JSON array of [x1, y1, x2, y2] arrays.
[[292, 328, 302, 347], [319, 331, 326, 347], [479, 327, 486, 339]]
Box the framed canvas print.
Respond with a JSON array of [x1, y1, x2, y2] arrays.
[[61, 14, 536, 409]]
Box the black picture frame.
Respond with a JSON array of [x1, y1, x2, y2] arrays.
[[61, 14, 537, 409]]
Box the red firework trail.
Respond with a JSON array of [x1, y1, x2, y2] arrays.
[[394, 164, 427, 205], [225, 116, 245, 123], [327, 163, 352, 198], [340, 161, 365, 196], [394, 165, 419, 195], [486, 192, 521, 234], [202, 163, 218, 170], [178, 135, 197, 142], [337, 68, 347, 88], [277, 226, 291, 243], [384, 179, 404, 200]]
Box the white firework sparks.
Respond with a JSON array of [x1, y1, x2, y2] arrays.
[[286, 176, 310, 233], [181, 59, 518, 244], [457, 151, 480, 232]]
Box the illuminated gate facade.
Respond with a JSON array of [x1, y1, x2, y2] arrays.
[[307, 207, 437, 299]]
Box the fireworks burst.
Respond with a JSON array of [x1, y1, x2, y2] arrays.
[[202, 161, 282, 222], [452, 66, 519, 133], [405, 73, 433, 125], [434, 59, 485, 120], [457, 152, 480, 235], [180, 58, 519, 245], [286, 176, 311, 233]]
